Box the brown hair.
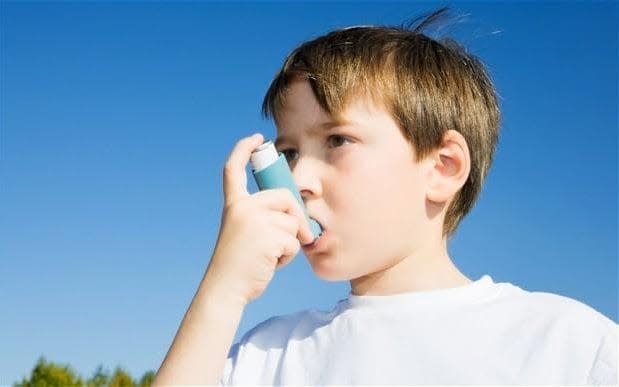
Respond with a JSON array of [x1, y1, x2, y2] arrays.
[[261, 7, 501, 240]]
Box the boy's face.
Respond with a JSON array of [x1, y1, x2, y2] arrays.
[[275, 80, 436, 282]]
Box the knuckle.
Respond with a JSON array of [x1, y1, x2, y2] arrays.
[[282, 190, 301, 211], [273, 243, 285, 259]]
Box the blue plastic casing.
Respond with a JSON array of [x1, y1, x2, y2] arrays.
[[252, 153, 323, 241]]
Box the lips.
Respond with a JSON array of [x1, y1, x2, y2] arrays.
[[302, 224, 324, 246], [303, 228, 328, 254]]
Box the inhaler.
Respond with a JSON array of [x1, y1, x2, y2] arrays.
[[250, 140, 323, 242]]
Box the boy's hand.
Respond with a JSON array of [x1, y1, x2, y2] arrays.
[[204, 133, 314, 308]]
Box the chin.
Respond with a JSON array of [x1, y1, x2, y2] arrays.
[[313, 270, 348, 282], [306, 254, 354, 282]]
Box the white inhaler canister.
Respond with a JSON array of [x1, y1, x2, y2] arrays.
[[250, 140, 323, 242]]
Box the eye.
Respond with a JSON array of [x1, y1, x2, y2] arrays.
[[279, 148, 298, 164], [278, 135, 351, 165], [327, 134, 352, 148]]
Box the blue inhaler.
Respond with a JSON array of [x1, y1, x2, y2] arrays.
[[250, 140, 323, 242]]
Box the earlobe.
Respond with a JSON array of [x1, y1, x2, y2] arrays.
[[425, 130, 471, 204]]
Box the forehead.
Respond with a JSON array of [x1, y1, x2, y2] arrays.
[[274, 81, 389, 145]]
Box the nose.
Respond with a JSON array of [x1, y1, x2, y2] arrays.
[[291, 157, 322, 203]]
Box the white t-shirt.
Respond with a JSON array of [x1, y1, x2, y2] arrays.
[[219, 274, 618, 385]]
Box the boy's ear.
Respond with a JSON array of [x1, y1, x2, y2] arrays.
[[425, 130, 471, 204]]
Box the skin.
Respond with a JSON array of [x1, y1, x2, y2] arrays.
[[274, 80, 473, 296]]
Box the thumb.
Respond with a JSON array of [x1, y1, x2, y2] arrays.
[[223, 133, 264, 207]]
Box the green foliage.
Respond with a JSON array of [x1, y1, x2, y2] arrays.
[[86, 365, 110, 387], [14, 356, 84, 387], [14, 356, 156, 387], [137, 371, 155, 387]]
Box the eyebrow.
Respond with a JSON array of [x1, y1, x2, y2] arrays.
[[274, 119, 352, 148]]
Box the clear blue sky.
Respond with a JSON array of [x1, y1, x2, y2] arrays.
[[1, 1, 617, 384]]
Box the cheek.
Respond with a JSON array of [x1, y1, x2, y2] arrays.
[[336, 154, 422, 243], [375, 167, 421, 237]]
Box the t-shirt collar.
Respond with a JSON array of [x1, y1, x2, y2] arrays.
[[341, 274, 498, 310]]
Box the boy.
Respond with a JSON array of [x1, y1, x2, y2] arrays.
[[153, 7, 618, 386]]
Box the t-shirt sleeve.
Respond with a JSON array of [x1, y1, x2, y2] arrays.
[[218, 341, 241, 386], [586, 325, 618, 385]]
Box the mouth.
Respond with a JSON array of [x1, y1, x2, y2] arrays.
[[303, 228, 328, 253]]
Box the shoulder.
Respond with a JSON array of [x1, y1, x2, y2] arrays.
[[236, 302, 344, 348], [221, 309, 311, 384], [220, 304, 344, 385], [499, 281, 616, 332], [498, 283, 618, 383], [238, 310, 307, 347], [500, 282, 617, 360]]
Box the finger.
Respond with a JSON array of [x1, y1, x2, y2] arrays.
[[253, 188, 314, 244], [267, 212, 300, 236], [275, 234, 301, 270], [223, 133, 265, 207]]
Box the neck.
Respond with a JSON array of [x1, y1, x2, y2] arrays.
[[349, 237, 472, 296]]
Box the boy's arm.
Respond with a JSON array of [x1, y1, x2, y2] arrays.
[[152, 270, 247, 386], [152, 133, 312, 385]]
